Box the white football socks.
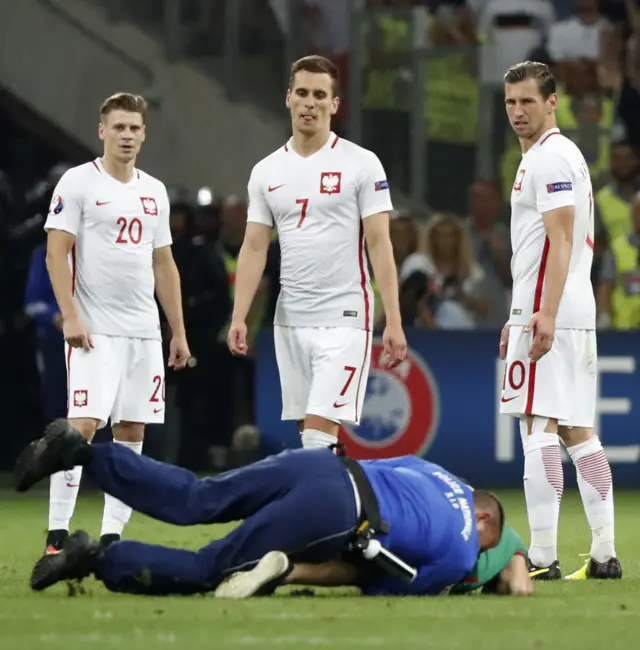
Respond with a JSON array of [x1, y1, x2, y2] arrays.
[[566, 437, 616, 563], [49, 466, 83, 531], [522, 432, 564, 568], [300, 429, 338, 449], [100, 440, 143, 537]]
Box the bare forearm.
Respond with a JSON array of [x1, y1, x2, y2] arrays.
[[368, 241, 401, 326], [284, 561, 362, 587], [154, 261, 186, 336], [231, 245, 267, 322], [596, 283, 613, 315], [541, 238, 572, 317], [45, 254, 78, 320]]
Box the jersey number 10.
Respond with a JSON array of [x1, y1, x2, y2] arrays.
[[116, 217, 143, 245]]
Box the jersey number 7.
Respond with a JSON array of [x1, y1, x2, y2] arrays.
[[295, 198, 309, 228]]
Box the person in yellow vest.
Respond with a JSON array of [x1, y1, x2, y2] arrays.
[[595, 141, 640, 243], [220, 197, 269, 346], [362, 2, 413, 192], [596, 192, 640, 330], [555, 59, 615, 189]]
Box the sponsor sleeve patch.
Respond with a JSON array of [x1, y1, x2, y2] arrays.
[[374, 179, 389, 191], [546, 181, 572, 193]]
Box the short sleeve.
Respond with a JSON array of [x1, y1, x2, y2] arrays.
[[44, 171, 83, 236], [153, 186, 173, 249], [246, 166, 274, 227], [357, 152, 393, 220], [534, 153, 576, 214]]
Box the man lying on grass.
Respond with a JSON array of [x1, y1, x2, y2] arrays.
[[15, 420, 528, 597]]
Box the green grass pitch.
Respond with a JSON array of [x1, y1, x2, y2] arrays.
[[1, 488, 638, 650]]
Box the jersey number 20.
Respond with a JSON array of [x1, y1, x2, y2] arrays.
[[116, 217, 143, 244]]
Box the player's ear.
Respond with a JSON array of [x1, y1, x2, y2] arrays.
[[547, 93, 558, 114], [141, 125, 146, 144], [285, 89, 292, 110], [331, 96, 340, 116], [98, 121, 105, 142]]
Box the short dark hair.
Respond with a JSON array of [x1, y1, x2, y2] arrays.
[[504, 61, 556, 99], [289, 55, 339, 96], [474, 490, 505, 533], [100, 92, 147, 123]]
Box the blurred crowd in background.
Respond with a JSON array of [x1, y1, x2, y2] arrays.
[[0, 0, 639, 471]]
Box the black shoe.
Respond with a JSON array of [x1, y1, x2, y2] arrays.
[[14, 419, 90, 492], [99, 534, 121, 549], [528, 559, 562, 580], [588, 557, 622, 579], [31, 530, 103, 592], [44, 529, 69, 555]]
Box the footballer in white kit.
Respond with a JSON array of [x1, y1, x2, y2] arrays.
[[41, 93, 190, 554], [500, 62, 620, 581], [228, 56, 407, 451]]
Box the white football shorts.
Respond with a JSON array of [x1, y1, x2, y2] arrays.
[[66, 334, 166, 428], [274, 325, 372, 425], [499, 325, 597, 427]]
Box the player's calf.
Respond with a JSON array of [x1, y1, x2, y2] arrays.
[[101, 421, 145, 543], [560, 426, 617, 565], [520, 416, 563, 569]]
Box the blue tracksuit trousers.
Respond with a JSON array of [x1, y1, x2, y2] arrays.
[[87, 444, 359, 595]]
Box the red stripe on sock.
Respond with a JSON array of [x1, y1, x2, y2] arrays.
[[541, 446, 564, 503], [576, 451, 612, 500]]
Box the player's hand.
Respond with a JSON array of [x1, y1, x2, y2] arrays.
[[63, 315, 93, 350], [227, 320, 248, 357], [525, 311, 555, 362], [168, 334, 191, 370], [382, 322, 407, 369], [499, 323, 510, 360]]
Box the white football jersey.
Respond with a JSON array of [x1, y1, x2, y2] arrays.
[[44, 158, 172, 339], [509, 128, 595, 330], [247, 133, 393, 330]]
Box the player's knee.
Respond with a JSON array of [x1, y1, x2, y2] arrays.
[[558, 425, 592, 447], [303, 414, 339, 437], [112, 421, 145, 443], [68, 417, 99, 441]]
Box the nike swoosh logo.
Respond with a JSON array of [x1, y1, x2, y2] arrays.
[[66, 483, 79, 488], [96, 200, 111, 206], [333, 401, 348, 408], [153, 408, 164, 414], [501, 395, 519, 403], [268, 184, 285, 192]]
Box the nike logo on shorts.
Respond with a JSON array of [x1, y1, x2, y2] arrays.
[[333, 401, 348, 408], [268, 184, 285, 192], [96, 200, 111, 206], [501, 395, 519, 403], [153, 407, 164, 414]]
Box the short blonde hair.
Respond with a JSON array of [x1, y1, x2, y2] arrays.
[[100, 92, 147, 123]]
